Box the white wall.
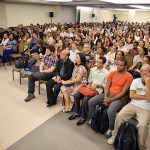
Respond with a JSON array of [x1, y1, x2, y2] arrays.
[[1, 3, 76, 27], [94, 8, 113, 22], [0, 2, 8, 28], [5, 3, 60, 27], [79, 8, 93, 23], [60, 6, 76, 24], [128, 10, 136, 22], [134, 11, 150, 23], [113, 10, 128, 22]]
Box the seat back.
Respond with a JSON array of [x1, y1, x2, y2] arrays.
[[18, 43, 24, 54], [125, 54, 133, 69], [31, 53, 39, 61], [0, 45, 3, 56]]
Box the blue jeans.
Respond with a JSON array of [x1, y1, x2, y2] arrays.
[[3, 50, 16, 63]]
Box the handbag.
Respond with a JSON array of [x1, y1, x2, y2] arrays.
[[79, 85, 98, 97]]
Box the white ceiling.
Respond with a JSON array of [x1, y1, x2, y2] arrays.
[[3, 0, 150, 10]]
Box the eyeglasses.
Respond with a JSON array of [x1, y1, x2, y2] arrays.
[[140, 70, 150, 73]]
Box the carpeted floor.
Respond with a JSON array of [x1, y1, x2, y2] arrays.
[[6, 111, 114, 150]]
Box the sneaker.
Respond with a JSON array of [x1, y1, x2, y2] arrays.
[[107, 136, 116, 145], [105, 129, 112, 138], [86, 119, 92, 127], [24, 94, 35, 102]]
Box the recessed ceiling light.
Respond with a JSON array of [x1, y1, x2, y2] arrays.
[[100, 0, 150, 4]]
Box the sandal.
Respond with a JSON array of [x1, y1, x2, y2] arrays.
[[62, 108, 71, 113], [70, 104, 74, 111]]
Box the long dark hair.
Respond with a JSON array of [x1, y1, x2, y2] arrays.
[[76, 52, 88, 71], [115, 50, 125, 60]]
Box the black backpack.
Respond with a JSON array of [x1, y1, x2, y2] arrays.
[[27, 57, 37, 69], [91, 105, 109, 134], [99, 105, 109, 134], [114, 122, 139, 150], [15, 54, 29, 68]]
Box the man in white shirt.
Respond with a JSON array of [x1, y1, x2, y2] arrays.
[[63, 28, 73, 39], [50, 24, 57, 32], [43, 26, 51, 35], [108, 64, 150, 150], [68, 57, 109, 125], [69, 42, 79, 63]]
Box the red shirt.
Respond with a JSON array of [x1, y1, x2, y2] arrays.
[[108, 71, 133, 96]]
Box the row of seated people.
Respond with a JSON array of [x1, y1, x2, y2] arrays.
[[1, 22, 150, 150], [0, 21, 150, 67], [0, 31, 41, 64], [23, 44, 150, 150], [0, 30, 149, 78]]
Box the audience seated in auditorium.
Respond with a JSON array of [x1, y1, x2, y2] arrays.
[[3, 33, 17, 63], [61, 52, 88, 113], [88, 59, 133, 138], [46, 50, 74, 107], [24, 45, 58, 102], [107, 64, 150, 150], [3, 20, 150, 149], [68, 56, 109, 125]]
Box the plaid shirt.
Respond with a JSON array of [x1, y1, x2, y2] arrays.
[[43, 54, 58, 70]]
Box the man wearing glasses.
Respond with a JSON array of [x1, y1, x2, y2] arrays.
[[108, 64, 150, 150]]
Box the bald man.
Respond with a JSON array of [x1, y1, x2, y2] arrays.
[[108, 64, 150, 150], [46, 50, 74, 107]]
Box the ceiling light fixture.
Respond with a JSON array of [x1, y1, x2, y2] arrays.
[[44, 0, 72, 2], [77, 6, 93, 11], [100, 0, 150, 4], [128, 5, 150, 10]]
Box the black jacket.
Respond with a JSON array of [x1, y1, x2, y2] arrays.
[[55, 58, 74, 80]]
